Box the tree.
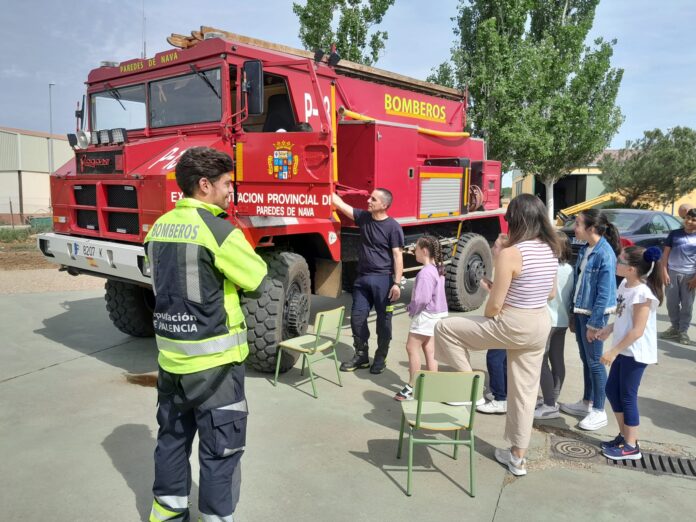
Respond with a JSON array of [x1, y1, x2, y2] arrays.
[[292, 0, 395, 66], [600, 127, 696, 207], [429, 1, 624, 220]]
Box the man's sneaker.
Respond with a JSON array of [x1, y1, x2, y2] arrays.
[[369, 354, 387, 374], [484, 390, 495, 401], [678, 332, 691, 345], [444, 398, 485, 407], [658, 326, 680, 340], [534, 403, 561, 420], [494, 447, 527, 476], [578, 409, 608, 431], [339, 351, 370, 372], [600, 433, 625, 450], [603, 442, 642, 461], [393, 384, 413, 401], [560, 399, 592, 417], [477, 399, 507, 414]]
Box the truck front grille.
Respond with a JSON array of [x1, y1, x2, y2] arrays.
[[107, 185, 138, 208], [108, 212, 139, 235], [76, 210, 99, 230], [74, 185, 97, 206]]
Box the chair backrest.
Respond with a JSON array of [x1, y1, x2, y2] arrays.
[[412, 371, 484, 427], [310, 306, 345, 352]]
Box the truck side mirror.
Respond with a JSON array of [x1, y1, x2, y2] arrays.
[[243, 60, 264, 115]]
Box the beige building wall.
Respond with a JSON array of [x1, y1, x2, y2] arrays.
[[0, 127, 71, 221]]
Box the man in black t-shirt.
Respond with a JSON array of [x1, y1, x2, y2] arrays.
[[332, 189, 405, 374]]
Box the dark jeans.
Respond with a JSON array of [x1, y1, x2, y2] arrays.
[[575, 314, 608, 410], [605, 354, 647, 426], [540, 327, 567, 406], [486, 349, 507, 401], [351, 274, 393, 356]]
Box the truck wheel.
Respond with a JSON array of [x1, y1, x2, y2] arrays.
[[104, 280, 155, 337], [445, 233, 492, 312], [244, 252, 311, 373], [242, 279, 286, 373]]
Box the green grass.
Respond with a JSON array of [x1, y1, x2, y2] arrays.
[[0, 223, 52, 243]]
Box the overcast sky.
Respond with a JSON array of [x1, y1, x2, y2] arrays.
[[1, 0, 695, 150]]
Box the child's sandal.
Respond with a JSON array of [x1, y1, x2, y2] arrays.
[[394, 384, 413, 401]]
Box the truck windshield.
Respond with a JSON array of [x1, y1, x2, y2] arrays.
[[149, 68, 222, 128], [91, 84, 146, 131]]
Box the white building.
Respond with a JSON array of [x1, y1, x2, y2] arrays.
[[0, 126, 73, 224]]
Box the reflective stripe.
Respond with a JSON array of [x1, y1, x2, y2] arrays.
[[216, 398, 248, 413], [156, 331, 247, 356], [147, 242, 157, 296], [385, 305, 395, 313], [156, 495, 189, 509], [150, 499, 186, 522], [222, 445, 245, 457], [200, 512, 234, 521], [185, 243, 202, 303]]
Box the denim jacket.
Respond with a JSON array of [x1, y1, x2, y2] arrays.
[[572, 236, 617, 329]]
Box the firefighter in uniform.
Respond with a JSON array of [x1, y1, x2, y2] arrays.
[[145, 147, 267, 522], [331, 189, 404, 374]]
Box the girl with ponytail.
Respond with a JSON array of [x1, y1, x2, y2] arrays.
[[393, 235, 448, 401], [595, 246, 663, 461], [560, 209, 619, 431]]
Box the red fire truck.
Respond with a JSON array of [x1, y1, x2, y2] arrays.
[[37, 27, 506, 372]]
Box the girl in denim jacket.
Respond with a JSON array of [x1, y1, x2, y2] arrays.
[[560, 209, 620, 431]]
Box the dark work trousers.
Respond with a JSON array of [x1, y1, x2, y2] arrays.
[[351, 274, 394, 356], [540, 327, 567, 406], [152, 363, 247, 522], [486, 349, 508, 401]]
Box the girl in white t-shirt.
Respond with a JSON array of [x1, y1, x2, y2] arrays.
[[596, 246, 663, 461]]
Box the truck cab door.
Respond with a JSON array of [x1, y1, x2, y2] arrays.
[[233, 68, 333, 220]]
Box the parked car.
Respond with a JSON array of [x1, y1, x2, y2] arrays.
[[561, 209, 683, 263]]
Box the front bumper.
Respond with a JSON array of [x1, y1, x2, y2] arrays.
[[37, 233, 151, 285]]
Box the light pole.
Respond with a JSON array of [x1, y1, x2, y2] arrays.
[[48, 82, 55, 175]]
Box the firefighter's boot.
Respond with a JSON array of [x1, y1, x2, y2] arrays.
[[340, 340, 370, 372], [370, 341, 390, 374]]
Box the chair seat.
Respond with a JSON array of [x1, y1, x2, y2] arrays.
[[279, 335, 334, 354], [401, 401, 472, 431]]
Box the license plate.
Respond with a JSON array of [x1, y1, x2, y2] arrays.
[[72, 242, 107, 260], [571, 237, 587, 246]]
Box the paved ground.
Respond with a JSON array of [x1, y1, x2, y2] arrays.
[[1, 272, 695, 521]]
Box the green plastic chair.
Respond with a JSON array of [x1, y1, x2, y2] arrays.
[[396, 370, 484, 497], [273, 306, 345, 398]]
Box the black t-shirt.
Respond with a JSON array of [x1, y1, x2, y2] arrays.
[[353, 208, 405, 276]]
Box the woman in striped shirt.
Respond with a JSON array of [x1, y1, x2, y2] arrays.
[[434, 194, 559, 476]]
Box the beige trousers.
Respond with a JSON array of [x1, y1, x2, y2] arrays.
[[434, 306, 550, 450]]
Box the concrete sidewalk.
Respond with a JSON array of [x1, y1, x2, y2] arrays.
[[1, 286, 695, 521]]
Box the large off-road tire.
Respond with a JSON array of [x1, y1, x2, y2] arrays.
[[242, 279, 285, 373], [445, 233, 493, 312], [243, 251, 311, 373], [104, 280, 155, 337]]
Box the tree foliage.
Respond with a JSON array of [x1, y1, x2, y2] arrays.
[[600, 127, 696, 207], [292, 0, 395, 66], [428, 0, 624, 219]]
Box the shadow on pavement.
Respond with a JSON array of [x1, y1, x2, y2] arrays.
[[350, 435, 493, 496], [102, 424, 190, 521], [658, 339, 696, 363], [638, 397, 696, 439], [34, 296, 158, 374]]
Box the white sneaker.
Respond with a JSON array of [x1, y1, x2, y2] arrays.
[[536, 397, 545, 408], [477, 399, 507, 414], [494, 447, 527, 476], [579, 410, 608, 431], [534, 403, 561, 420], [445, 398, 485, 407], [560, 399, 592, 417], [484, 390, 495, 401]]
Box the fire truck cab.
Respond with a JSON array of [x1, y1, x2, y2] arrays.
[[38, 28, 506, 372]]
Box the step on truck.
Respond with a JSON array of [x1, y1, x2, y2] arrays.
[[37, 27, 507, 372]]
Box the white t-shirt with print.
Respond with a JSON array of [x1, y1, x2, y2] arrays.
[[613, 280, 659, 364]]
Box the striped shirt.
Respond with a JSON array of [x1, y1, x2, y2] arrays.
[[504, 239, 558, 308]]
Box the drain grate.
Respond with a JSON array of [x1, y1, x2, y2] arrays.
[[607, 451, 696, 479], [551, 438, 599, 460]]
